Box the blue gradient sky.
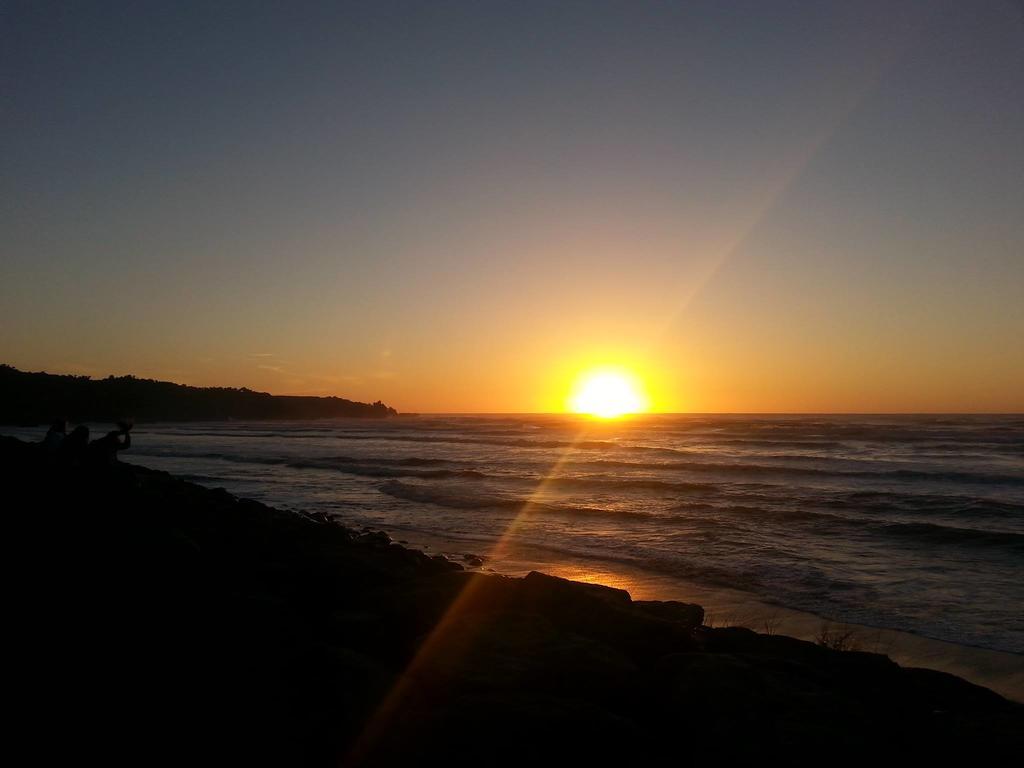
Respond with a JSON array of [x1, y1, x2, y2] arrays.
[[2, 1, 1022, 411]]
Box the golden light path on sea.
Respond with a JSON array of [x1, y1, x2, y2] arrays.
[[344, 411, 609, 763]]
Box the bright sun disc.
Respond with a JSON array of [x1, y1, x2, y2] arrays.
[[569, 371, 647, 418]]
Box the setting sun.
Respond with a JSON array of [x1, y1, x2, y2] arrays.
[[568, 370, 649, 418]]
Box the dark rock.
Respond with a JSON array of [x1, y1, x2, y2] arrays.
[[521, 570, 632, 605], [357, 530, 392, 547], [429, 553, 463, 571], [902, 666, 1010, 712], [634, 598, 704, 628]]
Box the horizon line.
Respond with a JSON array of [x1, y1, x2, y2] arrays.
[[400, 411, 1024, 417]]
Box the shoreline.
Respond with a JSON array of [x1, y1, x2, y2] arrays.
[[383, 526, 1024, 702], [5, 435, 1022, 761]]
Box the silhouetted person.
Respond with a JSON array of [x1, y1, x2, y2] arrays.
[[58, 425, 90, 468], [87, 420, 132, 467], [42, 419, 67, 460]]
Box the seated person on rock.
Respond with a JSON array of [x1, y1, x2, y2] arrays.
[[87, 420, 133, 466]]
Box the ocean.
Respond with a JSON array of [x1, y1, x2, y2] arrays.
[[11, 414, 1023, 655]]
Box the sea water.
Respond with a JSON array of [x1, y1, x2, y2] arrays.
[[9, 414, 1022, 654]]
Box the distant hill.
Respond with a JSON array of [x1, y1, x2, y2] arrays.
[[0, 365, 398, 424]]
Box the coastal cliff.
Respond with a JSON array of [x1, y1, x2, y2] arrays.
[[4, 435, 1020, 765], [0, 364, 398, 423]]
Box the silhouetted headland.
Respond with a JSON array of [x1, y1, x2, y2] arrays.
[[4, 434, 1020, 765], [0, 364, 397, 424]]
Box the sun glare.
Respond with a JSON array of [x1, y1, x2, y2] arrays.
[[569, 370, 648, 418]]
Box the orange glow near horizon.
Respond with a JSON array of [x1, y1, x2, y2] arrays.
[[567, 368, 650, 418]]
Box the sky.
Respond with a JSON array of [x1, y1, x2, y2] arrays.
[[2, 1, 1022, 413]]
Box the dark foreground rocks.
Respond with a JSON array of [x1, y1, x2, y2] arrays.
[[3, 435, 1020, 766]]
